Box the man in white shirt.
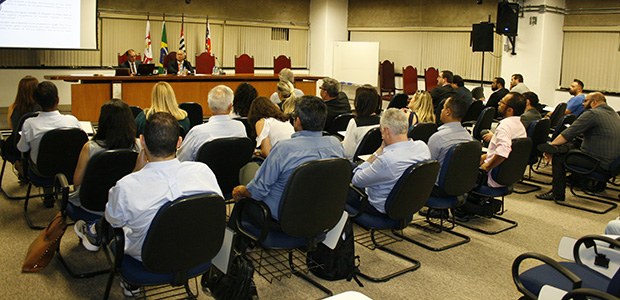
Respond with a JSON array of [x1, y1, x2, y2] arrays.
[[17, 81, 81, 165], [177, 85, 247, 161]]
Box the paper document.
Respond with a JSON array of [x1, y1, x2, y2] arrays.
[[322, 211, 348, 250]]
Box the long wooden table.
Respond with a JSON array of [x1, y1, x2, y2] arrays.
[[45, 74, 324, 122]]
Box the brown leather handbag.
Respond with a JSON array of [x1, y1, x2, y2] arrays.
[[22, 212, 67, 272]]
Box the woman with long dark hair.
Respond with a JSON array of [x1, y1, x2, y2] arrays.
[[247, 96, 294, 158], [7, 76, 40, 129]]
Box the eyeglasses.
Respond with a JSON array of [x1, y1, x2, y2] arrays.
[[500, 100, 513, 108]]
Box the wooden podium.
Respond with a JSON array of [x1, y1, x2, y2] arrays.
[[45, 74, 323, 122]]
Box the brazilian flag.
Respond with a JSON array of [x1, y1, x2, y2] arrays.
[[159, 21, 169, 71]]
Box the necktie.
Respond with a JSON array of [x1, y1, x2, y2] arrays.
[[130, 62, 136, 75]]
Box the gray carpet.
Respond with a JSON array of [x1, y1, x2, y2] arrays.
[[0, 164, 616, 299]]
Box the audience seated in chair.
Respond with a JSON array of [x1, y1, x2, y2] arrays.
[[430, 70, 456, 109], [520, 91, 542, 130], [177, 85, 247, 162], [269, 68, 304, 105], [16, 81, 81, 207], [342, 86, 381, 160], [480, 92, 527, 187], [75, 112, 222, 264], [348, 108, 431, 215], [320, 77, 351, 133], [69, 99, 140, 215], [404, 90, 435, 130], [278, 80, 300, 116], [232, 95, 344, 221], [232, 82, 258, 118], [486, 77, 510, 118], [247, 96, 294, 158], [451, 75, 473, 108], [135, 81, 190, 136], [428, 96, 473, 177], [536, 92, 620, 201]]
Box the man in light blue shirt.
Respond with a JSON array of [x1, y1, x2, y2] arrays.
[[428, 96, 473, 177], [350, 108, 431, 214], [232, 96, 344, 220], [177, 85, 247, 161]]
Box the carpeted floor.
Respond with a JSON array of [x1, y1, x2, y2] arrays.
[[0, 162, 616, 299]]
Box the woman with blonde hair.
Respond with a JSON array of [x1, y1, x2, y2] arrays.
[[134, 81, 190, 136], [405, 90, 435, 127], [278, 80, 298, 115]]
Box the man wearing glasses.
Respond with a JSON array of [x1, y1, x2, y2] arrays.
[[480, 92, 527, 187], [119, 49, 141, 75]]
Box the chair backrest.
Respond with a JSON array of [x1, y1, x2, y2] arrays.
[[527, 118, 551, 164], [402, 65, 418, 95], [278, 158, 351, 238], [195, 52, 216, 74], [330, 113, 355, 134], [196, 137, 255, 194], [79, 149, 138, 212], [273, 55, 291, 74], [551, 114, 577, 140], [462, 100, 484, 124], [408, 122, 438, 143], [233, 117, 254, 139], [436, 141, 482, 196], [129, 106, 142, 119], [353, 127, 382, 159], [179, 102, 203, 129], [548, 102, 568, 129], [424, 67, 439, 91], [35, 128, 88, 183], [3, 112, 38, 161], [163, 51, 177, 70], [384, 160, 439, 221], [472, 107, 496, 141], [141, 193, 226, 276], [388, 94, 409, 109], [490, 138, 533, 186], [235, 54, 255, 74], [379, 60, 395, 93], [117, 52, 142, 66]]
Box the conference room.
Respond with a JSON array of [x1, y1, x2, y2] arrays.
[[0, 0, 619, 299]]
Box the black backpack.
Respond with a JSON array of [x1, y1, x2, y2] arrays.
[[202, 251, 258, 300], [306, 218, 363, 287]]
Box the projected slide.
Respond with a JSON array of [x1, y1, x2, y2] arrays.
[[0, 0, 97, 49]]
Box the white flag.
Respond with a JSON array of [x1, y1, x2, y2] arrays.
[[143, 20, 153, 64]]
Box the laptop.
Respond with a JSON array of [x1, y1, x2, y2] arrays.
[[115, 68, 130, 76], [136, 63, 156, 76]]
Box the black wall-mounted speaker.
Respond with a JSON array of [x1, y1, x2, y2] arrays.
[[497, 2, 519, 36], [472, 23, 494, 52]]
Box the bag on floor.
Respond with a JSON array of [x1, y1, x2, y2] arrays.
[[202, 251, 257, 300], [22, 212, 67, 272], [306, 218, 363, 287], [460, 196, 502, 217]]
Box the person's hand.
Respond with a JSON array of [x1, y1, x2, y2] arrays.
[[232, 185, 249, 202], [482, 132, 493, 142]]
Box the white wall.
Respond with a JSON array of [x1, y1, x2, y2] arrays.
[[309, 0, 348, 77]]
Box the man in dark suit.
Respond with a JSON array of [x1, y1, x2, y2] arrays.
[[430, 70, 456, 108], [319, 77, 351, 132], [486, 77, 510, 118], [119, 49, 141, 75], [166, 50, 193, 75]]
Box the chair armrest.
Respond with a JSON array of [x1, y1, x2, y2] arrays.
[[347, 184, 369, 218], [562, 288, 620, 300], [564, 151, 600, 175], [512, 252, 582, 300], [100, 218, 125, 271], [573, 235, 620, 265], [461, 121, 476, 128], [54, 173, 70, 216], [234, 197, 273, 245]]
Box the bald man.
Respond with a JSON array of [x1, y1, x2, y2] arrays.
[[537, 92, 620, 201], [166, 50, 193, 75]]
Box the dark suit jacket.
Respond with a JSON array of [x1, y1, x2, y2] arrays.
[[120, 60, 142, 74], [486, 88, 509, 118], [166, 60, 194, 75], [324, 92, 352, 132], [430, 84, 456, 108]]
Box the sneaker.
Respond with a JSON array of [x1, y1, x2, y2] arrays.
[[74, 220, 101, 251], [120, 281, 141, 297], [535, 190, 565, 201]]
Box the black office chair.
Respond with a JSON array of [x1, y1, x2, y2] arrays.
[[513, 235, 620, 300], [554, 152, 620, 214], [461, 100, 484, 124], [515, 118, 552, 193], [548, 102, 568, 131], [352, 127, 382, 163], [551, 114, 577, 141], [407, 122, 437, 143], [55, 149, 138, 279], [196, 137, 254, 199], [233, 116, 255, 140], [234, 158, 351, 296], [23, 128, 88, 229], [457, 138, 532, 234], [129, 106, 142, 119], [330, 113, 355, 136], [469, 107, 496, 141], [102, 193, 225, 299], [408, 141, 481, 251], [179, 102, 203, 129], [562, 289, 620, 300], [347, 160, 439, 282], [0, 112, 38, 199]]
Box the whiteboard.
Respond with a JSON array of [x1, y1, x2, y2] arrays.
[[333, 41, 380, 87]]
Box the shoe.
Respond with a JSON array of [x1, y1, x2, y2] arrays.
[[120, 281, 141, 297], [536, 191, 565, 201], [74, 220, 101, 251]]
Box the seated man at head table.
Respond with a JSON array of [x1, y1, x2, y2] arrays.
[[348, 108, 431, 214], [119, 49, 142, 75], [166, 50, 194, 75]]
